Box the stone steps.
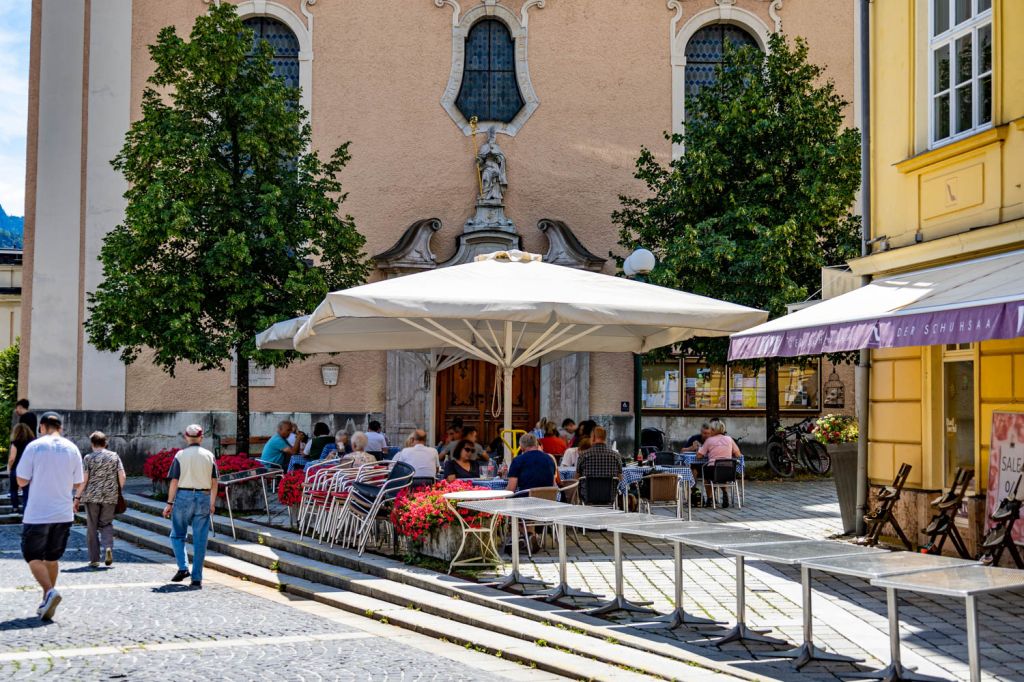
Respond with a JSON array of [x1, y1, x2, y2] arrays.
[[105, 494, 754, 682]]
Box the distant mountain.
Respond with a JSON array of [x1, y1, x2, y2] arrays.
[[0, 205, 23, 250]]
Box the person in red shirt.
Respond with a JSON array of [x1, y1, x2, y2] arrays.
[[539, 424, 567, 457]]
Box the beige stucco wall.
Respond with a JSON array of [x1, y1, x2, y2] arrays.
[[25, 0, 855, 419]]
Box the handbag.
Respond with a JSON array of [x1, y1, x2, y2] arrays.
[[114, 487, 127, 514]]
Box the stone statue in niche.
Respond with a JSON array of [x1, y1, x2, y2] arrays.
[[476, 126, 507, 203]]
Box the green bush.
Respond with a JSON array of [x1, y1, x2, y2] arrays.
[[0, 340, 19, 467]]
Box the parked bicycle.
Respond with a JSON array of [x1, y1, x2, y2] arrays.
[[766, 417, 831, 477]]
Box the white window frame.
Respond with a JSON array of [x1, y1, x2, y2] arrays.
[[928, 0, 993, 149]]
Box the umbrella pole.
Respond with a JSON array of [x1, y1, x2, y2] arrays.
[[428, 366, 438, 446], [503, 366, 514, 458]]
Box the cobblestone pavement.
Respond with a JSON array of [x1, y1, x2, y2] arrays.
[[504, 480, 1024, 682], [0, 528, 557, 681]]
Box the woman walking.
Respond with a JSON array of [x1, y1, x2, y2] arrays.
[[79, 432, 125, 568], [8, 423, 35, 513]]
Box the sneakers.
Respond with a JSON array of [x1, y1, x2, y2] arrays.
[[190, 580, 202, 589], [171, 569, 191, 583], [39, 589, 62, 621], [88, 561, 100, 569], [104, 548, 114, 566]]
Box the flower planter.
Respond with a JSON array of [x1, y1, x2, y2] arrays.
[[829, 441, 860, 534], [288, 504, 300, 530], [217, 480, 268, 513], [412, 524, 463, 563], [152, 479, 169, 499]]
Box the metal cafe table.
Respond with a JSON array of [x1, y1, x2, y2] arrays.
[[218, 466, 285, 539], [871, 564, 1024, 682], [546, 512, 674, 616], [800, 552, 977, 681], [441, 489, 515, 573], [720, 539, 884, 668], [666, 529, 805, 646], [605, 518, 722, 628], [456, 496, 565, 589]]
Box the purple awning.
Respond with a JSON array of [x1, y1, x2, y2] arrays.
[[729, 250, 1024, 360]]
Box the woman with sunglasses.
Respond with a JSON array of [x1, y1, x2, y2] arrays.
[[442, 439, 481, 482]]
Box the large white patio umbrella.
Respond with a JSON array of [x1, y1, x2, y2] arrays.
[[260, 250, 767, 446]]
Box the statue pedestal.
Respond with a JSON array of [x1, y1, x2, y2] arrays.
[[464, 198, 515, 234]]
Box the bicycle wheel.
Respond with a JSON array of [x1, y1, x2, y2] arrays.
[[766, 441, 796, 478], [800, 440, 832, 475]]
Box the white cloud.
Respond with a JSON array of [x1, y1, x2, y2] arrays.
[[0, 1, 31, 216]]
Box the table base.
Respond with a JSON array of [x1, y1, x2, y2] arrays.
[[708, 623, 787, 647], [542, 582, 603, 602], [769, 642, 861, 669], [586, 595, 657, 616], [488, 569, 551, 591], [646, 608, 724, 629]]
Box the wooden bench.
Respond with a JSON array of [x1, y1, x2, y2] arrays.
[[218, 436, 271, 455]]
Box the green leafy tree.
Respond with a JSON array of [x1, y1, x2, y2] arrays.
[[0, 340, 18, 463], [86, 4, 368, 454], [615, 33, 860, 437]]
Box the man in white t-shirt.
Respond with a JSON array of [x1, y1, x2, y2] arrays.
[[364, 420, 388, 458], [392, 429, 439, 484], [17, 411, 84, 621]]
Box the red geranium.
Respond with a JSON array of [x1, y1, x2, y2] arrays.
[[142, 448, 180, 482], [278, 470, 305, 506], [390, 479, 489, 542]]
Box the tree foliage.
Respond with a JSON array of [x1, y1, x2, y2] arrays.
[[86, 4, 368, 449], [614, 33, 861, 365]]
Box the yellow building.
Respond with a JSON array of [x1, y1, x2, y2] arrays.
[[850, 0, 1023, 551]]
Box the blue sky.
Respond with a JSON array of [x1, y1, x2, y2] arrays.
[[0, 0, 30, 216]]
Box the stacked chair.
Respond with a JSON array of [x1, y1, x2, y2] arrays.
[[920, 467, 974, 558], [329, 461, 416, 555], [860, 463, 914, 549], [978, 473, 1023, 568]]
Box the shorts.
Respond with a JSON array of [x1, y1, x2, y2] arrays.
[[21, 522, 73, 562]]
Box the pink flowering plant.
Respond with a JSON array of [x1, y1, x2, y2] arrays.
[[814, 414, 859, 445], [390, 480, 489, 542]]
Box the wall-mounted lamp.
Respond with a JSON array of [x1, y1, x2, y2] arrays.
[[320, 363, 340, 387]]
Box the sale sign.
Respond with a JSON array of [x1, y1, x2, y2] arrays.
[[986, 411, 1024, 542]]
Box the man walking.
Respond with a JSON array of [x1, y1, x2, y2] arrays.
[[16, 411, 83, 620], [162, 425, 217, 589]]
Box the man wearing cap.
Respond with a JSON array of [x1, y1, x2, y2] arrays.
[[162, 425, 218, 588], [16, 411, 84, 621]]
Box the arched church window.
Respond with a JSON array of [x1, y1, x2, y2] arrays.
[[684, 24, 759, 116], [456, 20, 524, 124], [244, 17, 300, 89]]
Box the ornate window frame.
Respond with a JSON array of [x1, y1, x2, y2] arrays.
[[668, 1, 774, 158], [209, 0, 315, 116], [436, 0, 544, 137]]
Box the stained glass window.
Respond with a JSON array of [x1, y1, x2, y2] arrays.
[[244, 17, 300, 89], [683, 24, 759, 118], [457, 20, 524, 124]]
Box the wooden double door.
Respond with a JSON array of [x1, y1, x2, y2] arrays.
[[436, 360, 540, 445]]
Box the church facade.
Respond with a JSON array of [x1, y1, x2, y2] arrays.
[[21, 0, 857, 463]]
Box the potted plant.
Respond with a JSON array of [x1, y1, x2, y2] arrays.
[[815, 414, 860, 534], [214, 454, 263, 511], [390, 480, 489, 562], [278, 469, 305, 529]]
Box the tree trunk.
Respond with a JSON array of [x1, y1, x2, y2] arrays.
[[764, 358, 780, 445], [236, 349, 251, 456]]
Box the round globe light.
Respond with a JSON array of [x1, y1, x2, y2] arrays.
[[622, 257, 636, 277], [630, 248, 656, 275]]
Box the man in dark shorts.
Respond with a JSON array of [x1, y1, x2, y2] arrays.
[[17, 411, 84, 621]]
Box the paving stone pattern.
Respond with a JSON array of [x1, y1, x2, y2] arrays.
[[0, 529, 498, 681], [506, 481, 1024, 682]]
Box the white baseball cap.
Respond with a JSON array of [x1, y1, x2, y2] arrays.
[[184, 424, 204, 437]]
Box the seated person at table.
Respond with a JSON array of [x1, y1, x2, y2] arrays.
[[559, 436, 590, 469], [697, 419, 741, 508], [260, 421, 295, 468], [364, 421, 388, 459], [559, 418, 576, 444], [305, 422, 334, 460], [340, 431, 377, 468], [569, 419, 596, 448], [436, 425, 459, 452], [576, 427, 622, 480], [441, 426, 488, 462], [443, 439, 482, 481], [505, 434, 555, 493], [393, 429, 439, 485], [539, 424, 567, 457], [682, 422, 713, 452]]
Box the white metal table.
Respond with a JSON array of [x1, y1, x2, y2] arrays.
[[668, 529, 804, 647], [457, 496, 565, 590], [802, 551, 977, 681], [871, 564, 1024, 682], [442, 489, 514, 573], [721, 539, 882, 668]]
